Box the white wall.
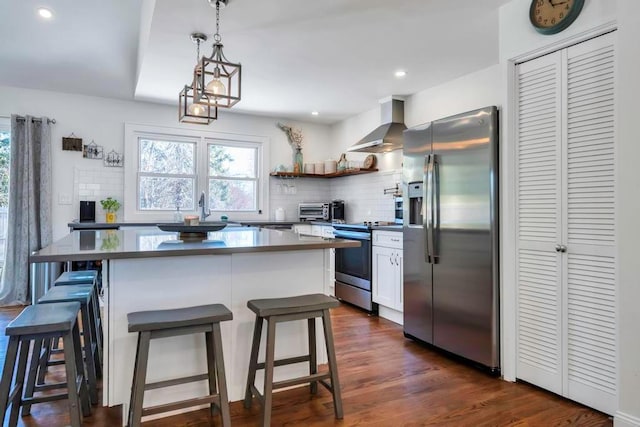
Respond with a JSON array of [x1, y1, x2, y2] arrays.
[[498, 0, 639, 424], [328, 64, 502, 225], [615, 1, 640, 425], [0, 85, 333, 239]]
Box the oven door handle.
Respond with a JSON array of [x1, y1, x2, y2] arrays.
[[333, 230, 371, 241]]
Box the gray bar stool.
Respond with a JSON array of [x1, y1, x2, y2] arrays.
[[54, 270, 102, 347], [127, 304, 233, 427], [244, 293, 343, 426], [36, 284, 101, 405], [0, 302, 91, 427]]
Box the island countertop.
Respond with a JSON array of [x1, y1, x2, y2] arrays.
[[30, 226, 360, 263]]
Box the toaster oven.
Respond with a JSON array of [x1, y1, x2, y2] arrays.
[[298, 202, 330, 221]]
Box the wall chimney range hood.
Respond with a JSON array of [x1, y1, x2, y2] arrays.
[[348, 98, 406, 153]]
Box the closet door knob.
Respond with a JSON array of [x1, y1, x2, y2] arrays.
[[555, 244, 562, 252]]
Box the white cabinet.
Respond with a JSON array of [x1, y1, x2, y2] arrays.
[[515, 33, 616, 415], [372, 231, 403, 323], [292, 224, 312, 235], [292, 224, 335, 295]]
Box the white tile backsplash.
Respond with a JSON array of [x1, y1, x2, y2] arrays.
[[74, 167, 124, 221], [269, 169, 401, 223]]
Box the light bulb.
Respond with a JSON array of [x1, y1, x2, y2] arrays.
[[206, 79, 226, 101], [188, 103, 207, 116]]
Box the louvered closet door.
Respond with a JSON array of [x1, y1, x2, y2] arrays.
[[563, 32, 616, 415], [515, 51, 564, 395]]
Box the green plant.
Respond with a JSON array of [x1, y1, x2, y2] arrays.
[[100, 197, 121, 213]]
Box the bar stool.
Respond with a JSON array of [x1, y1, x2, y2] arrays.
[[127, 304, 233, 427], [35, 284, 101, 405], [244, 293, 343, 426], [0, 302, 91, 427], [54, 270, 102, 346]]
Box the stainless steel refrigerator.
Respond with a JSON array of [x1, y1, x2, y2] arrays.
[[402, 106, 500, 373]]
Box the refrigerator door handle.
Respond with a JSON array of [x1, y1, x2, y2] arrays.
[[432, 154, 440, 264], [425, 154, 434, 264]]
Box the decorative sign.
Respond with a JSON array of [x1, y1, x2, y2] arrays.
[[62, 133, 82, 151], [104, 150, 124, 167], [83, 140, 103, 159]]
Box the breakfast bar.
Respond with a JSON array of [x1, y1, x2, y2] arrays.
[[29, 226, 359, 420]]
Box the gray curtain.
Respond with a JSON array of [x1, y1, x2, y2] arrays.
[[0, 115, 52, 306]]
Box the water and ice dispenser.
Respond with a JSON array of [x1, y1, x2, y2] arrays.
[[408, 182, 423, 225]]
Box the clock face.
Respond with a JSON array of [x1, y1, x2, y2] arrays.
[[529, 0, 585, 35]]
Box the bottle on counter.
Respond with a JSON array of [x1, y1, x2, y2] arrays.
[[173, 206, 183, 222]]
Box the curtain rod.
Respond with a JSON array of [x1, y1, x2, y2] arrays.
[[0, 115, 56, 124]]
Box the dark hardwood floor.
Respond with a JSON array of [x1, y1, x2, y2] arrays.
[[0, 303, 612, 426]]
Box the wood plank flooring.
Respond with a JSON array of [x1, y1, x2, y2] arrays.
[[0, 303, 612, 426]]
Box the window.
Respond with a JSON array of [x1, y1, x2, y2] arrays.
[[138, 138, 196, 211], [0, 120, 9, 272], [124, 124, 269, 221], [207, 141, 259, 211]]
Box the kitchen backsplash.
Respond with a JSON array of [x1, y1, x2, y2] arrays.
[[330, 170, 401, 223], [74, 167, 124, 221], [269, 169, 401, 223], [74, 165, 399, 224]]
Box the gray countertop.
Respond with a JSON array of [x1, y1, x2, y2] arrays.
[[31, 227, 360, 263]]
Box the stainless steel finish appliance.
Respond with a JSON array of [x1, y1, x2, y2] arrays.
[[403, 106, 500, 373], [298, 202, 330, 221], [394, 196, 403, 225], [330, 200, 345, 222], [333, 223, 377, 313], [347, 98, 407, 153]]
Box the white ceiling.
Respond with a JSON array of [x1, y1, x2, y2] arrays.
[[0, 0, 511, 124]]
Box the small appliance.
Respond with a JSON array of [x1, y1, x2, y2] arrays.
[[298, 202, 330, 221], [330, 200, 345, 222], [79, 201, 96, 223]]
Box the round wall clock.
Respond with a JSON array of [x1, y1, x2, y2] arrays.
[[529, 0, 585, 35]]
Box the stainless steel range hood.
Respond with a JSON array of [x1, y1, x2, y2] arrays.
[[348, 98, 406, 153]]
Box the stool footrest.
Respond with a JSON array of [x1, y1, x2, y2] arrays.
[[145, 373, 210, 391], [255, 355, 310, 370], [273, 372, 331, 390], [142, 394, 220, 417], [23, 392, 69, 405]]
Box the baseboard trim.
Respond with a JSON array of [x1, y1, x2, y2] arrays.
[[615, 411, 640, 427]]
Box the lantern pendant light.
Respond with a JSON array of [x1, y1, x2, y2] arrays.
[[197, 0, 242, 109], [179, 33, 218, 125]]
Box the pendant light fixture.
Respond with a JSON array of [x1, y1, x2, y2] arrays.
[[179, 33, 218, 125], [197, 0, 242, 109]]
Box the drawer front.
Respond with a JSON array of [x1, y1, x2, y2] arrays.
[[373, 231, 403, 249]]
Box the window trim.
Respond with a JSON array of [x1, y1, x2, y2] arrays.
[[206, 139, 260, 212], [124, 123, 269, 222]]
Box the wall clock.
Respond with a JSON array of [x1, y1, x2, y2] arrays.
[[529, 0, 585, 35]]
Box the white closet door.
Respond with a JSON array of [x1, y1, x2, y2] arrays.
[[515, 51, 564, 394], [564, 32, 616, 415]]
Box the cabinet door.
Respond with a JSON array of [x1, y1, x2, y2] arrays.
[[516, 50, 564, 395], [372, 246, 396, 308], [395, 250, 403, 312], [564, 32, 616, 414]]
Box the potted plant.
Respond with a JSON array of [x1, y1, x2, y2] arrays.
[[100, 197, 121, 223]]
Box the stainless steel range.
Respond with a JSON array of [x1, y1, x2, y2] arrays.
[[333, 221, 391, 314]]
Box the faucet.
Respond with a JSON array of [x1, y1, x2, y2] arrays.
[[198, 191, 211, 221]]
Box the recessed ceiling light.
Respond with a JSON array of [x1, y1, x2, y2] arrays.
[[394, 70, 407, 78], [37, 8, 53, 19], [311, 111, 319, 116]]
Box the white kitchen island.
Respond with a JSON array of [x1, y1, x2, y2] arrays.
[[30, 226, 358, 420]]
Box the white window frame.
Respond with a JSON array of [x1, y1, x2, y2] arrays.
[[124, 123, 269, 222], [205, 138, 261, 213]]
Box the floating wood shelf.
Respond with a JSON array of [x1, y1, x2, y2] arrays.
[[270, 168, 378, 179]]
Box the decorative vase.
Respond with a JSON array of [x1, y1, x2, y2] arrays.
[[106, 212, 117, 223], [293, 148, 303, 174]]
